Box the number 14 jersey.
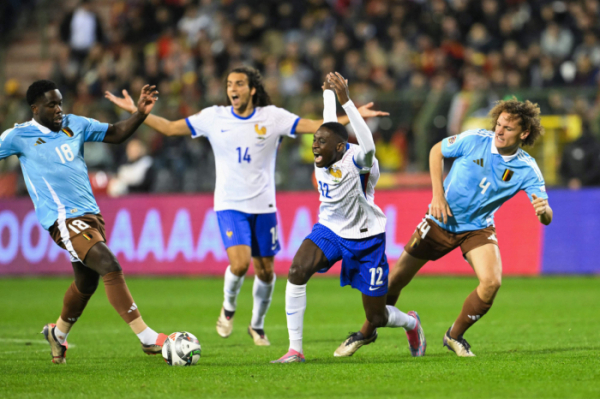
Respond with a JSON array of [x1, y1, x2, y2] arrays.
[[186, 105, 299, 214], [0, 116, 108, 230]]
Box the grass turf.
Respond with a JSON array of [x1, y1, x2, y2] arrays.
[[0, 276, 599, 398]]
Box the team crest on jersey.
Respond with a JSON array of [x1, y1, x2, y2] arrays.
[[448, 135, 457, 145], [255, 124, 266, 140], [226, 230, 233, 239], [61, 127, 74, 138], [328, 166, 342, 182], [502, 169, 514, 182]]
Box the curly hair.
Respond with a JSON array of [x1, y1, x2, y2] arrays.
[[488, 97, 543, 146], [225, 66, 271, 107], [26, 80, 57, 106]]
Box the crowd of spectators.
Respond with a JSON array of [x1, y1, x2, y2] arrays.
[[2, 0, 600, 194]]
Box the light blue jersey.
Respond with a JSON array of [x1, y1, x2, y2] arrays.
[[428, 129, 548, 233], [0, 115, 108, 230]]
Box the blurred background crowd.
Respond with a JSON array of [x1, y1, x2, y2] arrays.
[[1, 0, 600, 197]]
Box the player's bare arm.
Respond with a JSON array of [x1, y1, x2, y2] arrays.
[[104, 88, 190, 137], [103, 85, 159, 144], [429, 141, 453, 224], [295, 76, 389, 134], [532, 194, 553, 225]]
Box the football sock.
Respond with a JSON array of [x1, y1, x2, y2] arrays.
[[57, 281, 94, 338], [54, 323, 69, 344], [450, 289, 493, 339], [286, 281, 306, 354], [385, 306, 417, 330], [223, 265, 245, 312], [251, 274, 276, 330], [102, 271, 142, 324], [136, 327, 159, 346]]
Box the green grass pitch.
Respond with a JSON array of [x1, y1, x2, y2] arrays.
[[1, 276, 599, 398]]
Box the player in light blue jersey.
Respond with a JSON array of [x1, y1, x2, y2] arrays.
[[0, 80, 168, 364], [343, 98, 553, 358]]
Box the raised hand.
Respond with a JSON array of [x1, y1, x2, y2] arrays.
[[357, 102, 390, 118], [136, 85, 159, 115], [531, 194, 547, 216], [322, 77, 333, 92], [105, 89, 137, 113], [327, 72, 350, 105]]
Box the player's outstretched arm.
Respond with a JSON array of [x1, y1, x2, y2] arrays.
[[104, 89, 190, 137], [103, 85, 159, 144], [294, 78, 389, 134], [532, 194, 553, 225], [328, 72, 375, 167], [429, 141, 453, 224]]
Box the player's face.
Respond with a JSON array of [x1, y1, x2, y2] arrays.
[[313, 127, 345, 168], [226, 73, 256, 113], [494, 112, 529, 153], [33, 89, 64, 131]]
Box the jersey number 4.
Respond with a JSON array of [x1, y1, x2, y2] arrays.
[[236, 147, 251, 163], [479, 177, 491, 195], [55, 144, 75, 163]]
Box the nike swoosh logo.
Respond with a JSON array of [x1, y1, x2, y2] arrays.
[[286, 312, 297, 315], [221, 129, 229, 133], [369, 286, 382, 291]]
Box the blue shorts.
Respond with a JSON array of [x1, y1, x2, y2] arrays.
[[306, 223, 389, 297], [216, 210, 280, 257]]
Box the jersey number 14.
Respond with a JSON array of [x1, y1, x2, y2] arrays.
[[236, 147, 251, 163]]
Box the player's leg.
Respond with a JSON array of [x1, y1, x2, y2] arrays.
[[83, 242, 166, 354], [247, 212, 279, 345], [272, 236, 335, 363], [42, 261, 100, 364], [444, 230, 501, 357], [216, 211, 253, 337]]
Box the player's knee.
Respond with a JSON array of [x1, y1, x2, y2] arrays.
[[256, 269, 274, 283], [230, 261, 250, 276], [76, 276, 99, 294], [288, 262, 310, 285], [480, 277, 501, 301]]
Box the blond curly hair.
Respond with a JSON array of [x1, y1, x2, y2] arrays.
[[488, 98, 544, 146]]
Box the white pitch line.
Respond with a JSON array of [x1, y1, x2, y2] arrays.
[[6, 339, 76, 348]]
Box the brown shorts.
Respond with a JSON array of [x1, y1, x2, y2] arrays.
[[404, 217, 498, 261], [49, 214, 106, 263]]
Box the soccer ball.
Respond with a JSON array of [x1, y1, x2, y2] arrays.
[[161, 332, 201, 366]]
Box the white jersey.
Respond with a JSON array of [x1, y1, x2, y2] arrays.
[[186, 105, 299, 213], [315, 143, 387, 239]]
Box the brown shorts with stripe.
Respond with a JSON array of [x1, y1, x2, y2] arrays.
[[49, 214, 106, 263], [404, 217, 498, 261]]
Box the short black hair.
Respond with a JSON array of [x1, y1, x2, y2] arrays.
[[320, 122, 348, 142], [26, 80, 58, 106]]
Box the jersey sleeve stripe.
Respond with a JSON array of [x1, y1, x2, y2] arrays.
[[290, 117, 300, 136], [359, 172, 370, 198], [517, 151, 544, 181], [185, 117, 198, 137]]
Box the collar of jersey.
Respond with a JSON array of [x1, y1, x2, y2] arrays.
[[230, 107, 256, 120], [491, 140, 518, 162], [30, 118, 53, 134]]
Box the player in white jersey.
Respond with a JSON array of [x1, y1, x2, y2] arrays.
[[105, 66, 388, 345], [272, 73, 425, 363]]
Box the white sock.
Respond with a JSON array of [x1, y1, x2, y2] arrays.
[[223, 265, 245, 312], [286, 281, 307, 354], [54, 325, 68, 344], [137, 327, 159, 345], [251, 274, 276, 330], [385, 306, 417, 330]]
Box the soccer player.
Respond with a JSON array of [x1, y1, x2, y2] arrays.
[[105, 66, 388, 346], [344, 98, 553, 357], [271, 73, 425, 363], [0, 80, 166, 364]]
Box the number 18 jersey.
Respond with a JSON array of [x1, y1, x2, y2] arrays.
[[0, 116, 108, 229], [186, 105, 299, 214]]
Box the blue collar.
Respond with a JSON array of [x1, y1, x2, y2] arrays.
[[231, 107, 256, 120]]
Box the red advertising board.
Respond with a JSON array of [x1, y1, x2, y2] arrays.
[[0, 190, 542, 276]]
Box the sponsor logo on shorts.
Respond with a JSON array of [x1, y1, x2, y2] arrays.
[[226, 230, 233, 238], [410, 238, 419, 248], [488, 234, 497, 242], [369, 286, 382, 291], [468, 314, 481, 321], [82, 232, 93, 241]]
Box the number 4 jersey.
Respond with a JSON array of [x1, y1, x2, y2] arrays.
[[185, 105, 299, 214], [315, 143, 387, 240], [431, 129, 549, 233], [0, 116, 108, 230]]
